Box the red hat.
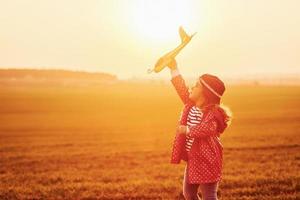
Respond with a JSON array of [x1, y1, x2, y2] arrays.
[[199, 74, 225, 98]]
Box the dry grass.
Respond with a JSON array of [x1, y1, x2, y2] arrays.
[[0, 82, 299, 199]]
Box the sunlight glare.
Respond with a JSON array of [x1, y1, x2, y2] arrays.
[[129, 0, 196, 43]]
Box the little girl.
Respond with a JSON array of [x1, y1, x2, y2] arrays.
[[168, 59, 232, 200]]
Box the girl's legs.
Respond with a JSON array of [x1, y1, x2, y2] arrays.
[[198, 181, 219, 200], [182, 165, 201, 200]]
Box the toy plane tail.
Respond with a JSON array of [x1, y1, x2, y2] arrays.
[[179, 26, 197, 43]]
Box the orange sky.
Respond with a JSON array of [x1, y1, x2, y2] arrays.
[[0, 0, 299, 80]]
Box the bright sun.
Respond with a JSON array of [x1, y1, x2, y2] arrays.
[[129, 0, 197, 43]]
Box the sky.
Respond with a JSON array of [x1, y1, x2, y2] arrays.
[[0, 0, 299, 80]]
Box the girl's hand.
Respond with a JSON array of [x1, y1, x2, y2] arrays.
[[167, 59, 178, 70], [177, 125, 187, 134]]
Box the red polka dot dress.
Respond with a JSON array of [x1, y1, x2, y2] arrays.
[[169, 71, 228, 184]]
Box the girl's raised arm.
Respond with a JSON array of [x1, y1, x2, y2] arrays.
[[169, 63, 194, 105]]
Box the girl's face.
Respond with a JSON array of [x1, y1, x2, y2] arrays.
[[189, 80, 205, 104]]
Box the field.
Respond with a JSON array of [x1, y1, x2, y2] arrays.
[[0, 80, 299, 199]]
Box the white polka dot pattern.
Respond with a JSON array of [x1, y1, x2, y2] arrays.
[[170, 74, 225, 184], [169, 73, 194, 105]]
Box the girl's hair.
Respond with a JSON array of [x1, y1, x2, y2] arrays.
[[219, 103, 233, 127], [201, 85, 233, 127]]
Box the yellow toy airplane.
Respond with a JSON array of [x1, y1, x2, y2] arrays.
[[147, 26, 196, 74]]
